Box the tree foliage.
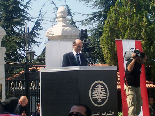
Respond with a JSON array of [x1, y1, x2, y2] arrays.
[[65, 4, 78, 28], [0, 0, 43, 63], [78, 0, 117, 25], [77, 0, 117, 63], [87, 27, 105, 64], [100, 0, 155, 80]]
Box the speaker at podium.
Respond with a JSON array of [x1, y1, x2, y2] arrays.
[[40, 66, 118, 116]]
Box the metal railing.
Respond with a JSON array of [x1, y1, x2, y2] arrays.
[[5, 64, 45, 115], [6, 79, 40, 114]]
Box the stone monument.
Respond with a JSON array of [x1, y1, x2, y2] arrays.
[[0, 26, 6, 101], [45, 6, 79, 67]]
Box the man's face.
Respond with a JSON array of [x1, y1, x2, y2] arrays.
[[141, 56, 147, 64], [73, 41, 83, 53], [149, 98, 154, 106], [37, 103, 40, 113], [137, 55, 147, 64], [68, 105, 86, 116], [20, 100, 28, 107]]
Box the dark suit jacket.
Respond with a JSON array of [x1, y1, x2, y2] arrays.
[[14, 103, 30, 116], [62, 52, 88, 67], [1, 97, 18, 114], [32, 111, 40, 116]]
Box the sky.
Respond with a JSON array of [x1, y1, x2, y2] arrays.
[[26, 0, 96, 57]]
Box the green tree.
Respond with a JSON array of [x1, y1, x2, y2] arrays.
[[65, 4, 78, 28], [0, 0, 43, 63], [77, 0, 117, 63], [88, 28, 105, 64], [100, 0, 155, 80]]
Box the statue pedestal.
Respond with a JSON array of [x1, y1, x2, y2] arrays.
[[46, 41, 72, 67]]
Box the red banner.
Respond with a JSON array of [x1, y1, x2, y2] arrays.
[[0, 114, 21, 116], [115, 39, 149, 116]]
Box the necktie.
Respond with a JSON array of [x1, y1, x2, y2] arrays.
[[76, 53, 80, 66]]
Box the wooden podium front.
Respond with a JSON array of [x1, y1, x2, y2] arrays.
[[40, 66, 118, 116]]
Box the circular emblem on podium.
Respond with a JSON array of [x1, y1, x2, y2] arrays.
[[89, 80, 109, 107]]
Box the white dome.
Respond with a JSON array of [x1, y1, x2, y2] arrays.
[[57, 6, 67, 18], [46, 6, 79, 41]]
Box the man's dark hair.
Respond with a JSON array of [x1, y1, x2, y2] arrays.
[[134, 49, 145, 58], [148, 96, 154, 100], [74, 103, 92, 116], [140, 52, 145, 58]]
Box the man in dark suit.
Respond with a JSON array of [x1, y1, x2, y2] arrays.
[[62, 39, 88, 67], [1, 97, 18, 114], [14, 96, 30, 116]]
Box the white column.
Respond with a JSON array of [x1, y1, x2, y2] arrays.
[[45, 6, 79, 67], [46, 41, 72, 67], [0, 47, 6, 101], [0, 26, 6, 101]]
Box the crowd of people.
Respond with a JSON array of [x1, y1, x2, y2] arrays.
[[0, 95, 92, 116], [0, 95, 154, 116], [62, 39, 155, 116], [0, 39, 154, 116]]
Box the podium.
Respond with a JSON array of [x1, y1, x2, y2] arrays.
[[40, 66, 118, 116]]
